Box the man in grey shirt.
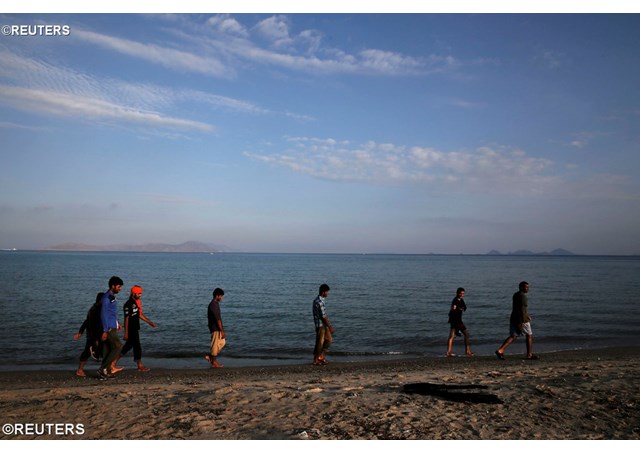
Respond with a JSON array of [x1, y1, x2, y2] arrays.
[[495, 281, 538, 360]]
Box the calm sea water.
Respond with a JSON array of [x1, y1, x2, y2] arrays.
[[1, 251, 639, 371]]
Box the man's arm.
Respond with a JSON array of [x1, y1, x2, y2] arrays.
[[217, 319, 225, 338], [123, 315, 130, 341], [140, 310, 157, 328], [100, 296, 109, 341], [322, 316, 334, 334]]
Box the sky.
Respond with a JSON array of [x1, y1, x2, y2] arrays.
[[1, 8, 640, 254]]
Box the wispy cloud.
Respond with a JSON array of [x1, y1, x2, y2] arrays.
[[0, 85, 213, 132], [246, 137, 560, 195], [74, 29, 231, 78], [73, 15, 461, 78], [0, 48, 270, 131]]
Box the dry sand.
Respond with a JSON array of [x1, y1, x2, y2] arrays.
[[0, 347, 638, 440]]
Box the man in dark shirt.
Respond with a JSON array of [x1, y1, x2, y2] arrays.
[[446, 287, 474, 357], [73, 291, 104, 377], [495, 281, 538, 360], [205, 287, 226, 368], [114, 285, 157, 372]]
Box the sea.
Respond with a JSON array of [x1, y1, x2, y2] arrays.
[[1, 251, 639, 371]]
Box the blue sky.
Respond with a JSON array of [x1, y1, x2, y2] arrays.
[[1, 12, 639, 254]]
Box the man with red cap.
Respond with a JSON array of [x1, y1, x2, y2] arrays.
[[113, 285, 157, 372]]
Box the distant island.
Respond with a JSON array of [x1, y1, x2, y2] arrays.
[[45, 241, 226, 253], [486, 248, 575, 256], [33, 243, 578, 255]]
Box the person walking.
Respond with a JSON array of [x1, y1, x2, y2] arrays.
[[446, 287, 474, 357], [113, 285, 157, 372], [495, 281, 538, 360], [312, 283, 334, 365], [98, 276, 124, 379], [205, 288, 226, 368], [73, 291, 104, 377]]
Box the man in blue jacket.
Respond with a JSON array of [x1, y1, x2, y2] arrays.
[[98, 276, 124, 379]]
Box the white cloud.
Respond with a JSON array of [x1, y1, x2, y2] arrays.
[[0, 48, 271, 130], [254, 15, 293, 48], [74, 29, 231, 78], [247, 138, 560, 195], [70, 15, 461, 78], [207, 14, 249, 38], [0, 85, 214, 132]]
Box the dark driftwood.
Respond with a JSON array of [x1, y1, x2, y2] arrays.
[[402, 382, 503, 404]]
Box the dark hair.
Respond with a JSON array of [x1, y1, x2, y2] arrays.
[[213, 288, 225, 298], [319, 283, 330, 295], [519, 281, 529, 290], [456, 287, 465, 295], [95, 292, 104, 304], [108, 276, 123, 287]]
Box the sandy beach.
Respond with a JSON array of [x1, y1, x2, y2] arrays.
[[0, 347, 638, 440]]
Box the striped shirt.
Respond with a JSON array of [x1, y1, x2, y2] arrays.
[[312, 295, 327, 329]]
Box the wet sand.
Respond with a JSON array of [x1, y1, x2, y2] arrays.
[[0, 347, 638, 440]]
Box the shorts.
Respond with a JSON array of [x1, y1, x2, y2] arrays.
[[510, 321, 533, 337], [210, 331, 226, 357]]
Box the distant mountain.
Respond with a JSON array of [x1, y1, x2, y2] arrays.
[[486, 248, 575, 256], [510, 249, 536, 255], [46, 241, 227, 253]]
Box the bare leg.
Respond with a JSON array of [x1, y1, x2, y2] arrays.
[[526, 335, 533, 358], [446, 329, 456, 356], [463, 329, 473, 356], [76, 361, 87, 377], [497, 335, 517, 355], [110, 355, 124, 373]]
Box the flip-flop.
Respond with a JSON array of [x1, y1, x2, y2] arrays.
[[526, 355, 539, 360], [137, 366, 151, 372], [75, 370, 86, 377], [495, 350, 505, 360], [446, 353, 457, 357]]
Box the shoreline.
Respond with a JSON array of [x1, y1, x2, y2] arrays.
[[2, 340, 633, 374], [1, 346, 639, 440]]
